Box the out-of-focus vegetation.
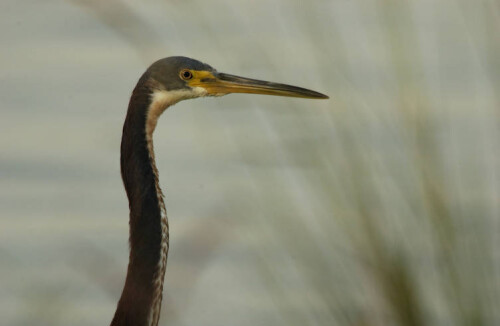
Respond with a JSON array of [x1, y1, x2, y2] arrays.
[[1, 0, 499, 325]]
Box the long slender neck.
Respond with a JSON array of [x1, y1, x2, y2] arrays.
[[111, 78, 170, 326]]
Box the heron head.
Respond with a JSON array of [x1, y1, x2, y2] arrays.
[[146, 56, 328, 103]]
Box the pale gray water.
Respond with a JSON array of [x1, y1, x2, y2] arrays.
[[1, 1, 499, 325]]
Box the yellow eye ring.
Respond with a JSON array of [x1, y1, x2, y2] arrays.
[[180, 69, 193, 80]]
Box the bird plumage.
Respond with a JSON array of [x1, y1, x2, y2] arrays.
[[111, 56, 327, 326]]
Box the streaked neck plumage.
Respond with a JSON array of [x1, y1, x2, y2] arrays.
[[111, 76, 177, 326]]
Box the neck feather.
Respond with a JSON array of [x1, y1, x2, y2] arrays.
[[111, 80, 173, 326]]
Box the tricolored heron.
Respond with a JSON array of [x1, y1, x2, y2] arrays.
[[111, 56, 328, 326]]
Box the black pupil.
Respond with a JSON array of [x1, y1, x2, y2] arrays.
[[183, 71, 192, 79]]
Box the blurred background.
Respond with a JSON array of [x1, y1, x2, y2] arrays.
[[1, 0, 499, 325]]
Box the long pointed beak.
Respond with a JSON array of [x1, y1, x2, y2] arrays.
[[192, 72, 329, 99]]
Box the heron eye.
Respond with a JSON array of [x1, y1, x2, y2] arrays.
[[180, 70, 193, 80]]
